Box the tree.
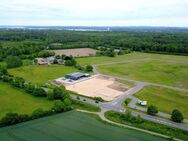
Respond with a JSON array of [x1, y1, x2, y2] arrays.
[[53, 87, 63, 99], [31, 108, 45, 119], [6, 56, 23, 68], [33, 87, 46, 97], [124, 98, 132, 106], [38, 50, 55, 58], [171, 109, 184, 123], [64, 59, 76, 66], [85, 65, 93, 72], [25, 83, 35, 94], [147, 105, 158, 116]]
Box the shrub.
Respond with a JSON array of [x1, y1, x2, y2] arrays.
[[53, 87, 64, 99], [171, 109, 184, 123], [31, 108, 46, 119], [38, 50, 55, 58], [94, 97, 104, 102], [64, 59, 76, 66], [124, 98, 132, 106], [6, 56, 23, 68], [33, 87, 47, 97], [85, 65, 93, 72], [147, 105, 158, 116], [52, 100, 66, 113], [25, 83, 35, 94], [0, 113, 29, 126]]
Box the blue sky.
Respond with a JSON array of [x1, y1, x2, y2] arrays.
[[0, 0, 188, 27]]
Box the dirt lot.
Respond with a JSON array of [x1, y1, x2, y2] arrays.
[[65, 75, 129, 101], [53, 48, 96, 57]]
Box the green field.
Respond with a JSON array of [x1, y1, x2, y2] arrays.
[[0, 111, 166, 141], [134, 86, 188, 118], [8, 65, 78, 84], [76, 52, 188, 65], [0, 82, 54, 118], [97, 60, 188, 88]]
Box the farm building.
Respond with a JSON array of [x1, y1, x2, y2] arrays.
[[36, 58, 49, 65], [65, 72, 89, 80]]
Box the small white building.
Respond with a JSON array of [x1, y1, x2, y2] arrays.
[[137, 99, 147, 106]]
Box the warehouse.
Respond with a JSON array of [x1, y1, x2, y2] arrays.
[[65, 72, 89, 80]]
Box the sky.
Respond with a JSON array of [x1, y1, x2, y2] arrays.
[[0, 0, 188, 27]]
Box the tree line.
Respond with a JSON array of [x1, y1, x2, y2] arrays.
[[0, 30, 188, 60]]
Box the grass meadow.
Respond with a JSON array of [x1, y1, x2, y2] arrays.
[[8, 65, 78, 85], [97, 60, 188, 88], [0, 82, 54, 118], [76, 52, 188, 65], [134, 86, 188, 118], [0, 111, 166, 141]]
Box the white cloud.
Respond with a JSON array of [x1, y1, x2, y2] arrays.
[[0, 0, 188, 26]]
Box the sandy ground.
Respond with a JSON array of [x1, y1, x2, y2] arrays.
[[65, 76, 129, 101], [53, 48, 96, 57]]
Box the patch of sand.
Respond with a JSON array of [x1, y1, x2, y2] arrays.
[[66, 76, 129, 101]]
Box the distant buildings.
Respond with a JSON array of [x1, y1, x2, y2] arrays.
[[36, 57, 64, 65]]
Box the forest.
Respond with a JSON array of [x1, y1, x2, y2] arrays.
[[0, 29, 188, 61]]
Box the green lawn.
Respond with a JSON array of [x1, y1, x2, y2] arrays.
[[8, 65, 78, 84], [97, 60, 188, 88], [134, 86, 188, 118], [0, 82, 54, 118], [76, 52, 188, 65], [0, 111, 166, 141]]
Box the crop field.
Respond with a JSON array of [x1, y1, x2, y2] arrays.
[[0, 111, 166, 141], [97, 60, 188, 88], [134, 86, 188, 118], [8, 65, 78, 84], [53, 48, 97, 57], [76, 52, 188, 65], [0, 82, 54, 118]]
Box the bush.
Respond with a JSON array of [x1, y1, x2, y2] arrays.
[[6, 56, 23, 68], [53, 87, 64, 99], [25, 83, 35, 94], [94, 97, 104, 102], [124, 98, 132, 106], [171, 109, 184, 123], [64, 59, 76, 66], [38, 50, 55, 58], [33, 87, 47, 97], [85, 65, 93, 72], [31, 108, 46, 119], [147, 105, 158, 116], [52, 100, 66, 113], [0, 113, 29, 126]]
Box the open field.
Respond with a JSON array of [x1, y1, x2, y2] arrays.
[[134, 86, 188, 118], [8, 65, 78, 84], [66, 75, 129, 101], [76, 52, 188, 65], [97, 60, 188, 88], [0, 82, 54, 118], [0, 111, 166, 141], [53, 48, 96, 57]]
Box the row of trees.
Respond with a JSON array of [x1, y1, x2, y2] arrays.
[[0, 67, 73, 127], [147, 105, 184, 123], [0, 99, 72, 127]]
